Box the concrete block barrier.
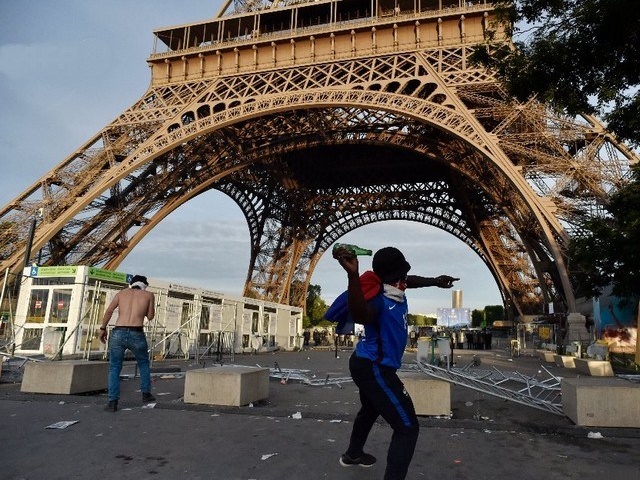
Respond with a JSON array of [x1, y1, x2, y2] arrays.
[[184, 365, 269, 407], [562, 377, 640, 427], [574, 358, 614, 376], [536, 350, 556, 363], [398, 371, 451, 416], [21, 360, 108, 394], [553, 355, 576, 369]]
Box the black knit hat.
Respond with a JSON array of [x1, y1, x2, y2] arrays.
[[372, 247, 411, 283]]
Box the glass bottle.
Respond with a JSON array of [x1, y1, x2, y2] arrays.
[[332, 243, 373, 257]]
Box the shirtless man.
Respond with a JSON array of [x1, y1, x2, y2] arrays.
[[99, 274, 156, 412]]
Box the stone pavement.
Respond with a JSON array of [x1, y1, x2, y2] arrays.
[[1, 347, 639, 480]]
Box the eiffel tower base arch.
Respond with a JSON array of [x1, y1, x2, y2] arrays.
[[1, 2, 637, 323]]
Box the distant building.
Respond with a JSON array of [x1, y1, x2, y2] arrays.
[[437, 307, 471, 328], [452, 289, 463, 309], [435, 289, 468, 327]]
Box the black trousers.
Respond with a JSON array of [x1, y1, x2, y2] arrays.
[[346, 354, 420, 480]]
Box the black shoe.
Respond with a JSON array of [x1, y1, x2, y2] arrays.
[[142, 392, 156, 403], [339, 453, 376, 468], [104, 400, 118, 412]]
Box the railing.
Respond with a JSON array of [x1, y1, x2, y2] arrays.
[[149, 3, 495, 60], [150, 33, 489, 86]]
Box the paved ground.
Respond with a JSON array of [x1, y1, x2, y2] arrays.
[[1, 346, 639, 480]]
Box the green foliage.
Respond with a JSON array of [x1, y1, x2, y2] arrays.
[[316, 318, 335, 327], [484, 305, 505, 325], [306, 283, 329, 326], [471, 309, 484, 328], [408, 313, 436, 326], [473, 0, 640, 303], [569, 164, 640, 299], [477, 0, 640, 147]]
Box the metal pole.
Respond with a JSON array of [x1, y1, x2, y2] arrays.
[[635, 300, 640, 370], [0, 268, 10, 349], [148, 290, 164, 368], [82, 281, 101, 360], [23, 216, 37, 268]]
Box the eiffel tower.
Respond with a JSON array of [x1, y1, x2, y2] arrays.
[[0, 0, 637, 317]]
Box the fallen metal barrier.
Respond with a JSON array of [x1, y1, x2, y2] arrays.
[[412, 359, 564, 416], [267, 362, 353, 387]]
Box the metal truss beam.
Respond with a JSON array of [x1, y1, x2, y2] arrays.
[[413, 360, 564, 416]]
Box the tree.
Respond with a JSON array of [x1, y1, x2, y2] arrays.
[[408, 313, 436, 326], [305, 284, 329, 326], [569, 164, 640, 300], [477, 0, 640, 146], [484, 305, 505, 325], [471, 309, 484, 328], [474, 1, 640, 305]]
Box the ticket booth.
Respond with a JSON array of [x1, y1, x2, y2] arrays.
[[14, 266, 130, 358]]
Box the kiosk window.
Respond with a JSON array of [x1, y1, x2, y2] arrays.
[[50, 289, 72, 324], [27, 290, 49, 323], [200, 305, 210, 330]]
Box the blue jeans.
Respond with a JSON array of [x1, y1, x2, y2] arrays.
[[107, 328, 151, 401]]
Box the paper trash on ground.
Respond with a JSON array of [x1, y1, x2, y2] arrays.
[[46, 421, 79, 429]]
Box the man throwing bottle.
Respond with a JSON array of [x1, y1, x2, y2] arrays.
[[333, 245, 458, 480]]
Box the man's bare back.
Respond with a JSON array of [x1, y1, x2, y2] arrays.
[[107, 288, 155, 326], [99, 287, 155, 343]]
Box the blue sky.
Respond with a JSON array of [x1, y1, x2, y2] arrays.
[[0, 1, 503, 314]]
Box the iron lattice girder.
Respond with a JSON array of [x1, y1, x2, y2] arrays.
[[456, 85, 635, 228], [0, 100, 580, 314], [0, 31, 636, 315], [79, 102, 548, 312], [203, 113, 555, 312], [216, 156, 481, 304], [201, 106, 556, 304]]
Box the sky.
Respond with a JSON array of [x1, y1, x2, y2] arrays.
[[0, 1, 504, 315]]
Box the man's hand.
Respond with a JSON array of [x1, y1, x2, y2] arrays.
[[333, 246, 359, 276], [434, 275, 459, 288], [99, 328, 108, 344]]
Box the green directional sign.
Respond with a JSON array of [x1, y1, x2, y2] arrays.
[[31, 266, 78, 277], [87, 267, 130, 284]]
